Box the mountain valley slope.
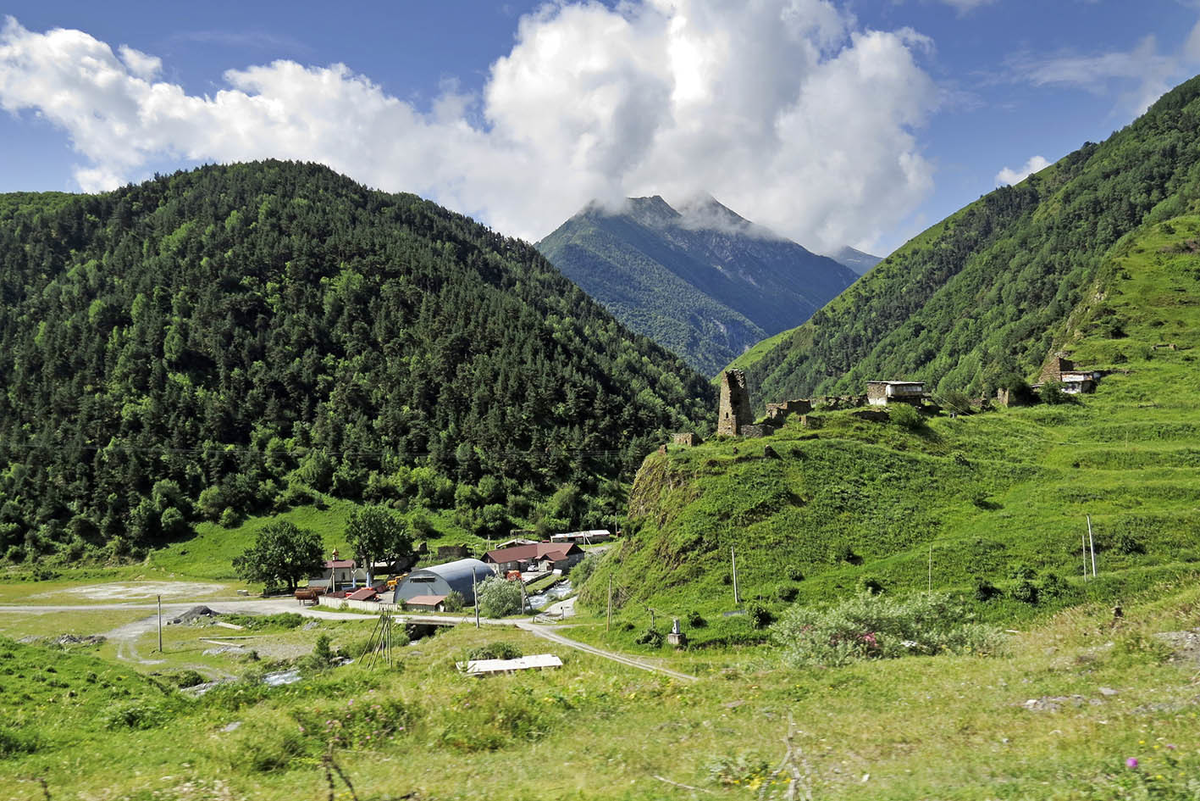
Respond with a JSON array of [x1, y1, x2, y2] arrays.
[[537, 195, 857, 375]]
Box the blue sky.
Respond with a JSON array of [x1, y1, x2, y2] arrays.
[[1, 1, 1198, 255]]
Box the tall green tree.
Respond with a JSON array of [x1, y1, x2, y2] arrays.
[[232, 521, 324, 591], [345, 505, 413, 584]]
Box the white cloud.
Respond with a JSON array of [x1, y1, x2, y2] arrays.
[[0, 7, 940, 251], [995, 155, 1049, 186], [1007, 20, 1200, 117], [937, 0, 996, 13]]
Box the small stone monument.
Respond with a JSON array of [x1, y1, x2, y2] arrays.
[[667, 617, 688, 648]]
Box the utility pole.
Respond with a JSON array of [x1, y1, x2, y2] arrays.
[[156, 595, 163, 653], [1087, 515, 1097, 578], [731, 547, 740, 605], [606, 576, 613, 632], [473, 571, 480, 628]]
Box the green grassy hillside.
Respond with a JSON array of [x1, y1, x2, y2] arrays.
[[589, 216, 1200, 631], [736, 74, 1200, 406]]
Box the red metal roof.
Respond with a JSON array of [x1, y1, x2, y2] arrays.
[[324, 559, 356, 569], [345, 588, 378, 602], [483, 542, 582, 564], [405, 594, 447, 607]]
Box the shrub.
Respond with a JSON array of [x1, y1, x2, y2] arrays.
[[0, 724, 39, 756], [974, 578, 1002, 602], [772, 592, 1006, 667], [776, 584, 798, 603], [476, 576, 524, 618], [1010, 579, 1039, 605], [829, 542, 860, 564], [1039, 381, 1074, 405], [889, 403, 924, 430], [856, 574, 885, 595], [786, 565, 805, 582], [301, 633, 335, 672], [635, 628, 664, 647], [468, 641, 523, 660], [747, 601, 774, 629], [443, 591, 465, 613], [169, 669, 206, 689], [103, 701, 167, 730], [1113, 532, 1146, 555], [705, 753, 771, 787], [1038, 571, 1072, 600], [686, 610, 707, 628]]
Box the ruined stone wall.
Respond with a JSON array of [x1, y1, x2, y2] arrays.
[[672, 432, 701, 447], [717, 369, 754, 436], [765, 398, 813, 425]]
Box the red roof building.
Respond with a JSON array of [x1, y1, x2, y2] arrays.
[[345, 587, 378, 602], [482, 542, 584, 571]]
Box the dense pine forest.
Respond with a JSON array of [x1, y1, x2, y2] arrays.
[[737, 75, 1200, 405], [0, 162, 712, 564]]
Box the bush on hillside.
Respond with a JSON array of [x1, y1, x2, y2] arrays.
[[1039, 381, 1076, 406], [468, 641, 523, 660], [686, 610, 708, 628], [1010, 578, 1040, 605], [476, 576, 524, 618], [772, 592, 1006, 667], [856, 574, 886, 595], [748, 601, 774, 629], [635, 628, 664, 647], [889, 403, 924, 430], [974, 578, 1002, 602]]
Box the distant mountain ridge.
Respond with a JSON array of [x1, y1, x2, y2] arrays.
[[536, 195, 857, 375], [830, 246, 883, 275]]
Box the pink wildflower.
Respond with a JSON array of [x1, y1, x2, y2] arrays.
[[1126, 758, 1139, 769]]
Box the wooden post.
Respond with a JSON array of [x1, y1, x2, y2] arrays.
[[731, 547, 740, 605], [928, 544, 933, 594], [473, 570, 480, 629], [606, 576, 612, 632], [157, 595, 163, 653], [1082, 532, 1089, 581], [1087, 515, 1097, 577]]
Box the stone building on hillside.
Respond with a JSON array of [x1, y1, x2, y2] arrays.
[[673, 432, 702, 447], [717, 369, 754, 436], [765, 398, 813, 426], [865, 380, 926, 407], [1040, 354, 1076, 383]]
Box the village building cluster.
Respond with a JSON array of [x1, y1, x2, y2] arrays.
[[674, 350, 1107, 447], [297, 529, 608, 614]]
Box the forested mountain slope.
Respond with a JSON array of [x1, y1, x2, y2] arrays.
[[537, 195, 856, 375], [585, 215, 1200, 627], [0, 162, 712, 563], [735, 74, 1200, 406]]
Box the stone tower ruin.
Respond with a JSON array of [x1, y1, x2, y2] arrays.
[[717, 369, 754, 436]]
